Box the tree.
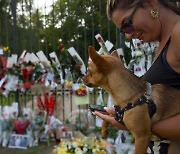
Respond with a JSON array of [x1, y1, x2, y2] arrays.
[[0, 0, 119, 68]]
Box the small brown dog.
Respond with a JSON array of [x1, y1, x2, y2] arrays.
[[83, 46, 180, 154]]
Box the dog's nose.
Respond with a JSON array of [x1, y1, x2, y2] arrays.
[[82, 76, 90, 86]]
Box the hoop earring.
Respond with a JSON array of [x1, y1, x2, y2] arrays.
[[150, 9, 159, 19]]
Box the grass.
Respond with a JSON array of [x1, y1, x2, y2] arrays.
[[0, 142, 56, 154]]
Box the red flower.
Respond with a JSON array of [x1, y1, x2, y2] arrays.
[[0, 56, 7, 68], [59, 43, 65, 52], [75, 87, 87, 96], [135, 67, 141, 71], [22, 68, 33, 89], [120, 55, 124, 59], [37, 77, 43, 83], [0, 69, 5, 78], [43, 93, 55, 116], [36, 93, 55, 116], [22, 68, 28, 77], [23, 82, 31, 89], [37, 96, 45, 112], [47, 95, 55, 116], [1, 80, 7, 91], [97, 36, 103, 44], [137, 43, 141, 47]]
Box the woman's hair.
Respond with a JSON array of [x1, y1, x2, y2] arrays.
[[107, 0, 180, 20], [106, 0, 134, 19], [159, 1, 180, 15]]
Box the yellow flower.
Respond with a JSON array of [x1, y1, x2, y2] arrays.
[[2, 46, 10, 55], [53, 137, 107, 154], [57, 147, 68, 154], [97, 150, 105, 154], [3, 47, 7, 52]]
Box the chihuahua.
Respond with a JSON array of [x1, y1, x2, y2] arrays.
[[83, 46, 180, 154]]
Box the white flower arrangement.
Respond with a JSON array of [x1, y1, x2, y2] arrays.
[[52, 137, 107, 154]]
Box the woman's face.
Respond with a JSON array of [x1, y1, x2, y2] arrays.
[[112, 5, 161, 42]]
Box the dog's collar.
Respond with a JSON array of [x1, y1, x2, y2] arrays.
[[114, 82, 156, 124]]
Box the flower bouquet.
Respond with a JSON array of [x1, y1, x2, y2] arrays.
[[73, 82, 89, 105], [21, 65, 34, 90], [95, 34, 113, 55], [65, 80, 73, 91], [14, 118, 30, 134], [65, 69, 73, 91], [75, 86, 87, 97], [52, 136, 107, 154], [1, 106, 14, 147], [0, 45, 11, 58], [31, 113, 47, 146], [67, 47, 86, 75]]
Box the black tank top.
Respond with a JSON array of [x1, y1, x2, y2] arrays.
[[142, 38, 180, 90]]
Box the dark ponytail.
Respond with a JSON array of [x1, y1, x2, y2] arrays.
[[158, 1, 180, 15]]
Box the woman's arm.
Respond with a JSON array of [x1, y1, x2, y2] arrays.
[[152, 114, 180, 140], [95, 107, 180, 140]]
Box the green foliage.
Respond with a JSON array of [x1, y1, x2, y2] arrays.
[[107, 125, 118, 140], [123, 42, 132, 66], [0, 0, 119, 68]]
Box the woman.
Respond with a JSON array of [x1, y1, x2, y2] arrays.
[[93, 0, 180, 153]]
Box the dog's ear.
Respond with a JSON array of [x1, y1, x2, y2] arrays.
[[111, 50, 124, 64], [88, 46, 102, 61], [111, 50, 119, 59], [88, 46, 108, 71]]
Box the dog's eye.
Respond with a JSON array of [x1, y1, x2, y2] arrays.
[[87, 69, 93, 77]]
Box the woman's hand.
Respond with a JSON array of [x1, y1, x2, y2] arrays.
[[93, 107, 128, 130]]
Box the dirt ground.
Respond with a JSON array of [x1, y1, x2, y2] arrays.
[[0, 142, 56, 154]]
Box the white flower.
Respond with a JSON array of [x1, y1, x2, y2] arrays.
[[136, 50, 143, 57], [65, 147, 68, 151], [83, 147, 88, 153], [72, 141, 78, 148], [75, 147, 83, 154], [66, 142, 72, 149], [92, 148, 96, 153], [96, 148, 100, 152]]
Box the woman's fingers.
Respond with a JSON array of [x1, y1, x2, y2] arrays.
[[104, 107, 115, 115], [94, 111, 114, 123], [94, 110, 127, 130]]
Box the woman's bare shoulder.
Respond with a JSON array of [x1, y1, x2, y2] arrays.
[[171, 21, 180, 57], [171, 20, 180, 42], [166, 20, 180, 72]]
